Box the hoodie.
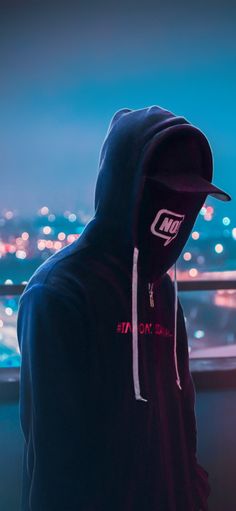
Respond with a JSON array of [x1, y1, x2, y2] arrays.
[[17, 105, 211, 511]]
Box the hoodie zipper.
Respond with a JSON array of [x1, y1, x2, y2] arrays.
[[148, 282, 155, 308]]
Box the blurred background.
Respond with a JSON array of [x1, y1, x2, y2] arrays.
[[1, 0, 236, 367], [0, 1, 236, 510]]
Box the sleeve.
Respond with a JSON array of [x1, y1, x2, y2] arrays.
[[17, 284, 94, 511], [176, 298, 211, 511]]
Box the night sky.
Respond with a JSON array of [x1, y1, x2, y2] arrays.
[[1, 0, 236, 221]]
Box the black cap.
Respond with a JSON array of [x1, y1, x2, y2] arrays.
[[146, 171, 231, 201], [143, 122, 232, 202]]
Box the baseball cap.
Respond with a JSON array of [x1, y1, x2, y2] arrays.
[[143, 123, 232, 202], [146, 171, 231, 201]]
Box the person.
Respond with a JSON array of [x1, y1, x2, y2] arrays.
[[17, 105, 231, 511]]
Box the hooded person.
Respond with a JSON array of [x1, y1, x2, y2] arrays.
[[17, 105, 231, 511]]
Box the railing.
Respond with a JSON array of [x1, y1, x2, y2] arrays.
[[1, 279, 236, 295]]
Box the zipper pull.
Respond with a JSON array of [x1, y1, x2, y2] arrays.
[[148, 282, 155, 308]]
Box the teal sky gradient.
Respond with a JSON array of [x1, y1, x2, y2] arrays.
[[0, 1, 236, 222]]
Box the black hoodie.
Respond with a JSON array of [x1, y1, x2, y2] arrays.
[[17, 105, 212, 511]]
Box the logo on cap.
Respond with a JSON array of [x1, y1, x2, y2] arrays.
[[150, 208, 185, 246]]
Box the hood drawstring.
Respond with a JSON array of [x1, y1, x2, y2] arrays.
[[131, 248, 182, 400], [173, 262, 182, 390], [132, 247, 148, 402]]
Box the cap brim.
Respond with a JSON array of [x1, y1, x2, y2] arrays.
[[145, 172, 232, 202]]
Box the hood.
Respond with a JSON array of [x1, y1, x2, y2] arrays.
[[79, 105, 220, 401], [94, 106, 211, 248]]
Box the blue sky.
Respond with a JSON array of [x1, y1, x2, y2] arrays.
[[1, 0, 236, 222]]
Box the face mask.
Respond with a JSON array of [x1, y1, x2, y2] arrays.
[[136, 180, 207, 281]]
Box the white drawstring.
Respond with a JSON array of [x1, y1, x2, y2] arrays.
[[174, 262, 182, 390], [131, 248, 181, 398], [132, 247, 148, 402]]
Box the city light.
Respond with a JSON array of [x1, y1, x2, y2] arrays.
[[0, 202, 235, 284], [206, 206, 214, 214], [215, 290, 236, 309], [58, 232, 66, 240], [40, 206, 49, 215], [21, 232, 29, 240], [16, 250, 27, 259], [0, 242, 6, 255], [203, 206, 214, 222], [215, 243, 224, 254], [54, 241, 62, 250], [43, 226, 52, 235], [204, 213, 213, 221], [222, 217, 231, 226], [68, 213, 77, 222], [5, 210, 14, 220], [200, 206, 207, 215], [192, 231, 200, 240], [5, 307, 13, 316], [183, 252, 192, 261], [194, 330, 205, 339], [67, 234, 78, 243], [189, 268, 198, 277], [37, 240, 46, 250], [45, 240, 53, 249]]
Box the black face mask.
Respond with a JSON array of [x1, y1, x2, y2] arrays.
[[136, 180, 207, 281]]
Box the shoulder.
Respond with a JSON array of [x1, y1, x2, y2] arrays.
[[19, 242, 89, 309]]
